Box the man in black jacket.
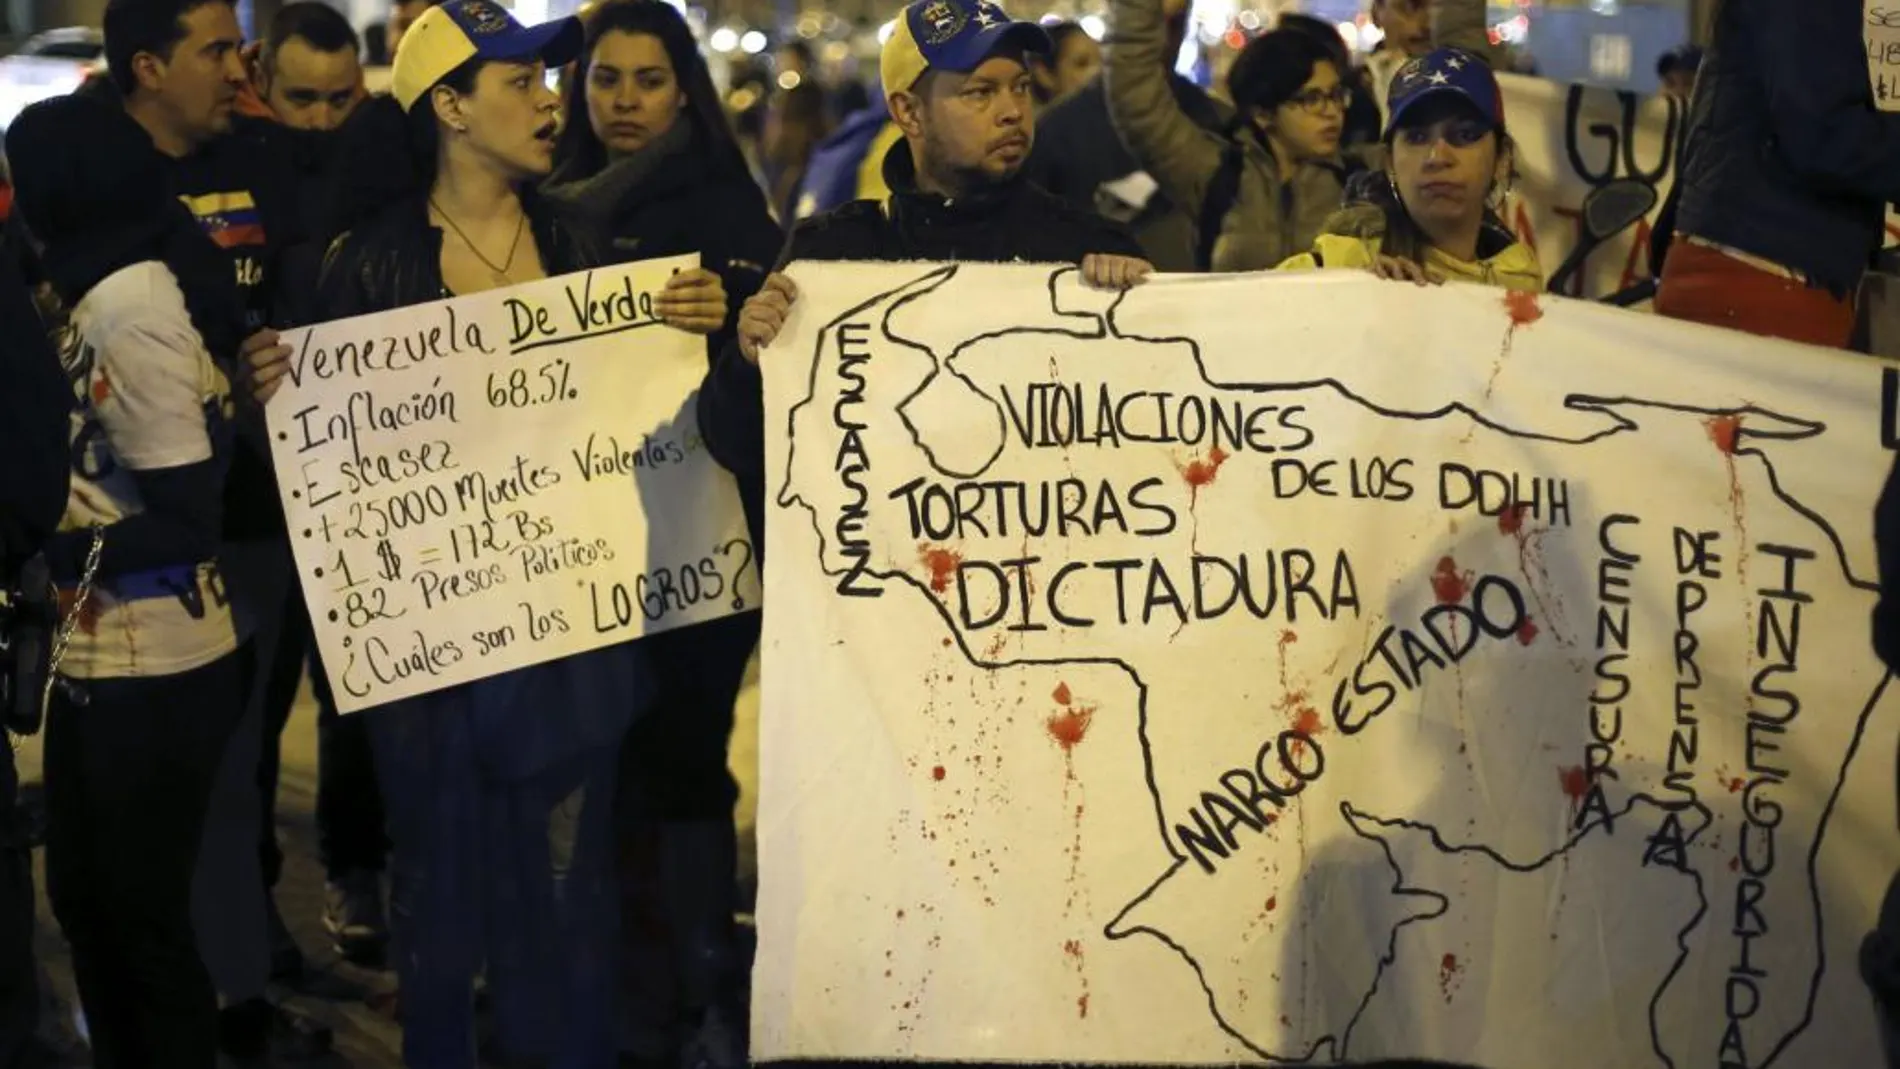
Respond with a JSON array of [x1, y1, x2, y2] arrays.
[[96, 0, 330, 1057], [699, 0, 1150, 503]]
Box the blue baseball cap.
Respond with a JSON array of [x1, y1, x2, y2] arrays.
[[392, 0, 583, 111], [880, 0, 1051, 97], [1384, 47, 1506, 139]]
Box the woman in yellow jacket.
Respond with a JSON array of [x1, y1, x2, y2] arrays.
[[1279, 47, 1541, 292]]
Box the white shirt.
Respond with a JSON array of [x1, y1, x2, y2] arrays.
[[56, 261, 239, 679]]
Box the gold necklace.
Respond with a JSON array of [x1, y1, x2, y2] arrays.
[[430, 198, 527, 286]]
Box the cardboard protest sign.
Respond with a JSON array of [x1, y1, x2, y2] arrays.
[[1872, 1, 1900, 112], [267, 257, 758, 713], [754, 262, 1897, 1067]]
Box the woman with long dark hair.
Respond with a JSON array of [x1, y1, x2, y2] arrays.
[[252, 1, 726, 1064], [1277, 48, 1539, 290], [1109, 0, 1363, 271], [543, 3, 780, 1061]]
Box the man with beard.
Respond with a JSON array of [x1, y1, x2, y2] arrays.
[[699, 0, 1151, 502]]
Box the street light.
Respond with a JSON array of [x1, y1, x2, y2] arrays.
[[710, 26, 739, 52], [740, 29, 768, 53]]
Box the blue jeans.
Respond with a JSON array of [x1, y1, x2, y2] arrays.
[[369, 696, 621, 1069]]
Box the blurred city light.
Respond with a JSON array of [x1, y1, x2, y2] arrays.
[[740, 30, 768, 53], [709, 26, 739, 52]]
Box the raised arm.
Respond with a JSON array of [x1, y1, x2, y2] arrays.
[[1105, 0, 1227, 221]]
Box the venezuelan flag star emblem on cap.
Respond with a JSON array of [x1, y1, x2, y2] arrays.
[[880, 0, 1050, 98]]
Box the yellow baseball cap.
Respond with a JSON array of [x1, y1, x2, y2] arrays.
[[880, 0, 1051, 98], [392, 0, 583, 111]]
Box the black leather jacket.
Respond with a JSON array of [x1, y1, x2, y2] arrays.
[[1675, 0, 1900, 295], [317, 191, 599, 319]]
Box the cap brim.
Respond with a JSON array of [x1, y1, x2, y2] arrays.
[[933, 20, 1051, 74], [489, 15, 583, 69], [1383, 86, 1496, 139]]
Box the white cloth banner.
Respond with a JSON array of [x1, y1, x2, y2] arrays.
[[757, 262, 1898, 1067], [268, 257, 759, 713]]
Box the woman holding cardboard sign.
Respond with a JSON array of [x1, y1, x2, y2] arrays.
[[544, 2, 779, 1062], [247, 1, 727, 1065]]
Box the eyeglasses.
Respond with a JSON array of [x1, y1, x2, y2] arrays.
[[1286, 85, 1353, 114]]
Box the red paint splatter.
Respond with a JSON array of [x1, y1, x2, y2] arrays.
[[1516, 616, 1539, 646], [1431, 556, 1471, 605], [920, 546, 962, 593], [1705, 414, 1742, 456], [1181, 447, 1230, 489], [1505, 290, 1543, 326], [1292, 706, 1323, 738], [1559, 765, 1594, 808], [1265, 895, 1278, 912], [940, 637, 952, 647], [1077, 994, 1090, 1019], [1498, 504, 1526, 535], [1441, 952, 1459, 978], [1063, 940, 1083, 959], [931, 766, 946, 781], [90, 373, 111, 405], [1053, 682, 1072, 705], [1729, 856, 1741, 872], [1727, 776, 1745, 794], [1047, 706, 1094, 750], [1278, 629, 1298, 648]]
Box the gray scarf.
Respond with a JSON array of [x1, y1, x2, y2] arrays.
[[542, 118, 695, 225]]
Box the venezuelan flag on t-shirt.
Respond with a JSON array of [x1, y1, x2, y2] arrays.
[[180, 190, 267, 249]]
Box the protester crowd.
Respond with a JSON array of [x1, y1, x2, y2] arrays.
[[0, 0, 1898, 1065]]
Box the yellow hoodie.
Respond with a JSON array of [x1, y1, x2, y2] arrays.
[[1277, 204, 1544, 292]]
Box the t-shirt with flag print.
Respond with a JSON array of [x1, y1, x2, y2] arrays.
[[168, 127, 298, 541]]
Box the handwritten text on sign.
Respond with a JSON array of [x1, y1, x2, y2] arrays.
[[267, 257, 759, 713], [754, 263, 1895, 1067], [1872, 2, 1900, 110]]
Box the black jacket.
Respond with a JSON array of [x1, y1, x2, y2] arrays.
[[318, 192, 597, 319], [0, 244, 68, 569], [1024, 73, 1229, 272], [544, 132, 784, 364], [697, 140, 1141, 541], [1675, 0, 1900, 295]]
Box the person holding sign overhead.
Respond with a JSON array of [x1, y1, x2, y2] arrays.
[[1275, 48, 1540, 291], [543, 2, 778, 1061], [249, 2, 728, 1065]]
